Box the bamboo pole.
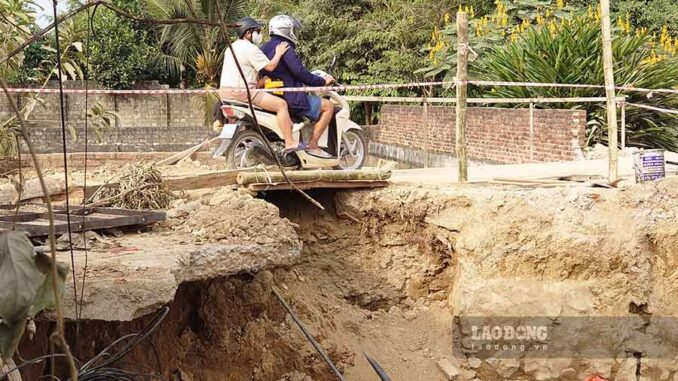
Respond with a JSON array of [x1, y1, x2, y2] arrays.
[[237, 168, 393, 186], [455, 11, 469, 182], [621, 100, 626, 151], [600, 0, 618, 182], [529, 103, 535, 162]]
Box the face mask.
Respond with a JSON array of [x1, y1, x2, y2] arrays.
[[251, 31, 263, 45]]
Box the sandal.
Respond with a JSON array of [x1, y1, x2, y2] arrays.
[[283, 142, 308, 155], [304, 147, 333, 158]]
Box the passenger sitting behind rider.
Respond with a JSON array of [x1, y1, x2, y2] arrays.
[[260, 15, 336, 158], [219, 17, 304, 152]]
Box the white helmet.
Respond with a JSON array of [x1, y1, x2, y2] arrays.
[[269, 15, 302, 45]]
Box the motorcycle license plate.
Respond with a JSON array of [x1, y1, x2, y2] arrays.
[[219, 123, 238, 139]]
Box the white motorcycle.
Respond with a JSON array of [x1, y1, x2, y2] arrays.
[[214, 70, 366, 170]]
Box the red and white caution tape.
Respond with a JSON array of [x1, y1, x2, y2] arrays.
[[3, 81, 456, 95], [4, 79, 678, 95]]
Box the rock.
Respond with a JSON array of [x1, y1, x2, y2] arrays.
[[379, 252, 393, 269], [437, 358, 461, 380], [559, 368, 577, 380], [615, 357, 638, 381], [403, 310, 417, 321], [0, 182, 18, 204], [523, 358, 573, 381], [582, 360, 613, 379], [20, 174, 67, 201], [468, 357, 482, 369], [494, 358, 520, 378], [459, 369, 477, 380], [388, 305, 403, 317]]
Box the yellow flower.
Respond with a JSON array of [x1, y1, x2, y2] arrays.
[[444, 12, 450, 24], [556, 0, 565, 8]]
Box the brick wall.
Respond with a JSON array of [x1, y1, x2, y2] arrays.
[[371, 105, 586, 164], [3, 81, 214, 154]]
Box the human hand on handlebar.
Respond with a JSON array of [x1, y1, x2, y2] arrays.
[[324, 75, 336, 85]]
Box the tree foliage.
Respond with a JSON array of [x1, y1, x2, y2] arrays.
[[0, 0, 38, 79], [143, 0, 247, 87], [476, 15, 678, 150], [88, 0, 168, 89]]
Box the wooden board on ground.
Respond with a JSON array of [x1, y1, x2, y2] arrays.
[[247, 180, 390, 192], [0, 207, 165, 237], [155, 137, 220, 166]]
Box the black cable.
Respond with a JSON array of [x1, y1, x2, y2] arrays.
[[77, 0, 93, 328], [1, 354, 71, 377], [50, 0, 80, 344], [3, 307, 171, 380]]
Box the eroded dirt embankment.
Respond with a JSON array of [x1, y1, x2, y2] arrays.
[[19, 179, 678, 381]]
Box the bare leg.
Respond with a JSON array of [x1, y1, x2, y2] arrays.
[[308, 98, 334, 151], [255, 93, 297, 149]]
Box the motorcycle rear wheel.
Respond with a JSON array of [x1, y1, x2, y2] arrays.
[[225, 130, 267, 170]]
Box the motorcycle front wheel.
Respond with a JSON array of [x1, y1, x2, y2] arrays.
[[335, 129, 367, 170]]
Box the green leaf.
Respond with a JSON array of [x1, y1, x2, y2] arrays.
[[0, 232, 66, 360]]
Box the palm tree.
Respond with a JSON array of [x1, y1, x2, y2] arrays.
[[0, 0, 38, 78], [143, 0, 248, 87]]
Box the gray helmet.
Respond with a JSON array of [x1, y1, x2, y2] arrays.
[[235, 17, 264, 38], [269, 15, 302, 45]]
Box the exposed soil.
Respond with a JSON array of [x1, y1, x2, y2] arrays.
[[16, 177, 678, 381]]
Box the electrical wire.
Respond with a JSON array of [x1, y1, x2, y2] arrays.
[[76, 0, 93, 329], [1, 307, 170, 381], [50, 0, 80, 345]]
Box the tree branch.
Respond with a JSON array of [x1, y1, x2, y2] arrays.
[[0, 0, 237, 67]]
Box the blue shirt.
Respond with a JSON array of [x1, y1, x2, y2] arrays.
[[259, 36, 326, 115]]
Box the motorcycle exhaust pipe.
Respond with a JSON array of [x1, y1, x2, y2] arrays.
[[248, 142, 277, 165]]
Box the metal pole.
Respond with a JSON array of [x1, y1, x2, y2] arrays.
[[271, 287, 347, 381], [455, 11, 469, 182], [600, 0, 618, 182], [529, 103, 535, 162]]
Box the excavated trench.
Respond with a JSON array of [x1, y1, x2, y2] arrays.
[[17, 179, 678, 381]]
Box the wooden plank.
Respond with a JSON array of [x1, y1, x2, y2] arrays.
[[156, 137, 219, 166], [0, 209, 165, 237], [0, 212, 41, 222], [247, 180, 389, 192]]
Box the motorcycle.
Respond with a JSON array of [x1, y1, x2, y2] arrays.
[[213, 70, 367, 170]]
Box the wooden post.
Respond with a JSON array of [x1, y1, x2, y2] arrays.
[[600, 0, 618, 182], [621, 99, 626, 151], [455, 11, 469, 182], [424, 97, 430, 168], [529, 102, 535, 162]]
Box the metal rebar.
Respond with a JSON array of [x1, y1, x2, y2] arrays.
[[271, 286, 347, 381]]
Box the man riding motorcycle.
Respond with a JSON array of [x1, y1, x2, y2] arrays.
[[259, 15, 336, 158]]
